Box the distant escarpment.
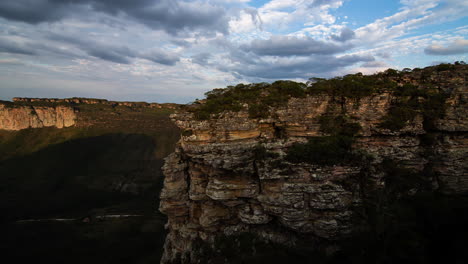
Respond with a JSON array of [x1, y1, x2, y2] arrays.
[[0, 97, 181, 223], [13, 97, 178, 109], [160, 64, 468, 263], [0, 97, 179, 131], [0, 103, 76, 130]]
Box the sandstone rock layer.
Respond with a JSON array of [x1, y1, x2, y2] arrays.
[[160, 66, 467, 263], [0, 104, 76, 130]]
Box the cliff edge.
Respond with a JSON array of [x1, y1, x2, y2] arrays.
[[159, 64, 467, 263], [0, 103, 76, 130]]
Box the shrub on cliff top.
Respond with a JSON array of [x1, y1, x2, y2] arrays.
[[307, 72, 396, 99], [285, 135, 356, 165], [191, 81, 306, 120], [192, 63, 462, 121], [378, 83, 448, 131]]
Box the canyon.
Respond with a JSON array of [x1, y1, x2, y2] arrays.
[[0, 63, 466, 263]]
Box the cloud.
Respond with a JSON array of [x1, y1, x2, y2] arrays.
[[331, 27, 356, 42], [258, 0, 344, 30], [0, 1, 68, 24], [47, 32, 179, 65], [241, 35, 351, 56], [354, 0, 468, 46], [141, 49, 180, 66], [0, 37, 36, 55], [424, 39, 468, 55], [361, 61, 388, 68], [86, 47, 132, 64], [0, 0, 466, 104], [191, 53, 212, 65], [0, 0, 229, 35], [236, 54, 374, 79], [217, 48, 375, 79]]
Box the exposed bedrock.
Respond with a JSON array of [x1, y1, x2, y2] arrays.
[[160, 67, 467, 263], [0, 104, 76, 130]]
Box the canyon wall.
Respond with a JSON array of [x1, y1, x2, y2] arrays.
[[159, 66, 467, 263], [0, 104, 76, 130]]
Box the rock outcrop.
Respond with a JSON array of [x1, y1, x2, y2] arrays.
[[159, 65, 468, 263], [0, 104, 76, 130]]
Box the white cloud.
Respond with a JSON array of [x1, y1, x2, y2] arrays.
[[258, 0, 343, 31], [0, 0, 466, 102], [425, 38, 468, 55]]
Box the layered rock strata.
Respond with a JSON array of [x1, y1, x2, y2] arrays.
[[159, 67, 467, 263], [0, 104, 76, 130]]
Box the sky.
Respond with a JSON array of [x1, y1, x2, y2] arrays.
[[0, 0, 467, 103]]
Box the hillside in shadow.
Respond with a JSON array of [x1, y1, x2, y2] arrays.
[[0, 133, 177, 221]]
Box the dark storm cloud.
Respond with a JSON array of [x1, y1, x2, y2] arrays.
[[0, 1, 68, 24], [0, 0, 229, 35], [424, 39, 468, 55], [331, 27, 355, 42], [47, 33, 135, 63], [219, 52, 375, 79], [48, 32, 180, 65], [0, 35, 86, 59], [0, 38, 36, 55], [241, 36, 352, 56]]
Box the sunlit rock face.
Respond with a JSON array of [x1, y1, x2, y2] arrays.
[[158, 66, 467, 263], [0, 104, 76, 130]]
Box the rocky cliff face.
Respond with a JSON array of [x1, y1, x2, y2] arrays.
[[159, 65, 467, 263], [0, 104, 76, 130]]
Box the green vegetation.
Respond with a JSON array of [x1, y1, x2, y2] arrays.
[[378, 83, 447, 131], [190, 70, 399, 120], [0, 104, 180, 221], [285, 135, 356, 165], [318, 114, 361, 136], [0, 100, 70, 108], [191, 81, 306, 119], [190, 62, 464, 124], [307, 72, 396, 98], [286, 112, 362, 165], [182, 129, 194, 137], [252, 144, 279, 160], [0, 102, 179, 263]]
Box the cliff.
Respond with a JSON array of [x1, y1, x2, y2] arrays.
[[0, 103, 76, 130], [0, 97, 180, 131], [0, 99, 180, 224], [159, 64, 468, 263]]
